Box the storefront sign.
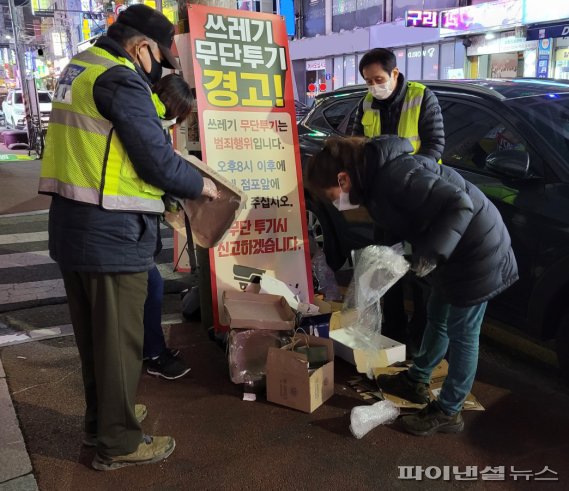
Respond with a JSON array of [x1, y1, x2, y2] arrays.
[[527, 23, 569, 41], [537, 38, 551, 78], [405, 10, 439, 28], [407, 46, 437, 59], [523, 0, 569, 25], [467, 32, 537, 56], [306, 59, 326, 71], [188, 5, 313, 329], [440, 0, 522, 38]]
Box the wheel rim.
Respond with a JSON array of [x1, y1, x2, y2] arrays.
[[306, 209, 325, 250]]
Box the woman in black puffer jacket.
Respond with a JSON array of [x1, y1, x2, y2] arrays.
[[304, 135, 518, 437]]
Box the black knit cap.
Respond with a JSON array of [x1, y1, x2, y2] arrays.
[[117, 4, 180, 69]]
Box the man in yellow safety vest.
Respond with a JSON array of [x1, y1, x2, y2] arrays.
[[352, 48, 445, 160]]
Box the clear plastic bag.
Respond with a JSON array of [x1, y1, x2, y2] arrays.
[[350, 400, 400, 439], [342, 245, 410, 376]]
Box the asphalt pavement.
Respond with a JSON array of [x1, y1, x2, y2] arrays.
[[1, 144, 568, 490]]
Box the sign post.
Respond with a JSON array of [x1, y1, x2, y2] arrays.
[[187, 5, 313, 330]]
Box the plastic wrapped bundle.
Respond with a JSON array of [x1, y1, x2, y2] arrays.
[[350, 400, 400, 439], [344, 245, 410, 337]]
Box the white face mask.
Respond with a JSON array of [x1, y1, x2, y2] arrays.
[[369, 79, 394, 101], [332, 190, 360, 211], [161, 118, 177, 129]]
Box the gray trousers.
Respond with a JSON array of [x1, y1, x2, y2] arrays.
[[61, 270, 148, 457]]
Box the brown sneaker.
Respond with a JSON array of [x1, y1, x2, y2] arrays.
[[83, 404, 149, 447], [92, 435, 175, 471]]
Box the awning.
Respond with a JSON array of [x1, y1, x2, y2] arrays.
[[527, 21, 569, 40]]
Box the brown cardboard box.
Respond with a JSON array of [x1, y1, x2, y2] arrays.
[[266, 334, 334, 413], [223, 291, 296, 331], [372, 360, 484, 411], [179, 154, 248, 249]]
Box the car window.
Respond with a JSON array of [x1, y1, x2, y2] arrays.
[[440, 99, 531, 173], [14, 93, 22, 104], [38, 93, 52, 103], [322, 99, 354, 132]]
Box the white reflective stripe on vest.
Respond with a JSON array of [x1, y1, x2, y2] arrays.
[[102, 194, 165, 214], [401, 94, 423, 113], [50, 109, 112, 136], [74, 49, 123, 69], [38, 178, 100, 205]]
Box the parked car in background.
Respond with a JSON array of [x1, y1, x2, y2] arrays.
[[2, 89, 52, 129], [298, 79, 569, 377]]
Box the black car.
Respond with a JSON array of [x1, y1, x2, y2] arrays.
[[298, 79, 569, 376]]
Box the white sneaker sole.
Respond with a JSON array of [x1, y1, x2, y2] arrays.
[[146, 367, 191, 380]]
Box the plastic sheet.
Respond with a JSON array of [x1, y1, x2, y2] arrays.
[[342, 245, 410, 377], [350, 400, 400, 439], [312, 249, 342, 301], [227, 329, 291, 384]]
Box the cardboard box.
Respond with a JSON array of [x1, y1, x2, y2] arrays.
[[372, 361, 484, 411], [329, 328, 406, 372], [223, 291, 295, 331], [329, 308, 358, 332], [266, 334, 335, 413]]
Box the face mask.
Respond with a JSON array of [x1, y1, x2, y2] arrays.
[[143, 46, 163, 84], [161, 117, 177, 129], [332, 191, 359, 211], [369, 79, 394, 101]]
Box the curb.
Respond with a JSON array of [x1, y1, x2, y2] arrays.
[[0, 358, 39, 490]]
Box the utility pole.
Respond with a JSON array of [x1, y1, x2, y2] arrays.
[[7, 0, 33, 140]]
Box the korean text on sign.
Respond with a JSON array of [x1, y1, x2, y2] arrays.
[[195, 13, 288, 108]]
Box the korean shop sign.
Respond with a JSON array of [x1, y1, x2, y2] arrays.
[[188, 4, 313, 330]]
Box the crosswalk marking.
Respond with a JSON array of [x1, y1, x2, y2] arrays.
[[0, 213, 189, 346], [0, 279, 66, 305], [0, 238, 174, 269], [0, 262, 182, 305], [0, 231, 48, 245]]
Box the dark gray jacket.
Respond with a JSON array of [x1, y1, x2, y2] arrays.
[[352, 74, 445, 161], [359, 136, 518, 307], [47, 37, 203, 273]]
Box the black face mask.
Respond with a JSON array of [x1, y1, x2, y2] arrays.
[[144, 46, 163, 84]]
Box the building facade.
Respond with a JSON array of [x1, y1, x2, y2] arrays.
[[292, 0, 569, 105]]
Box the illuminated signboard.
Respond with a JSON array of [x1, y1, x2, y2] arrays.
[[405, 10, 439, 28], [439, 0, 522, 38]]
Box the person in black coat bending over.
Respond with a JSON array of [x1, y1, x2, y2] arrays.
[[305, 136, 518, 436]]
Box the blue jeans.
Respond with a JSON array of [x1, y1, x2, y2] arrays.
[[143, 265, 166, 359], [408, 289, 487, 415]]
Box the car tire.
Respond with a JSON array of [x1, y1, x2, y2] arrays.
[[305, 198, 346, 271], [556, 312, 569, 382]]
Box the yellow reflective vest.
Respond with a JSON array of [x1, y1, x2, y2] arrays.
[[39, 46, 165, 213], [361, 81, 426, 155]]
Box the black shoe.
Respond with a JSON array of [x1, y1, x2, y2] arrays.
[[146, 351, 191, 380], [143, 347, 180, 361], [400, 401, 464, 437], [376, 370, 430, 404]]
